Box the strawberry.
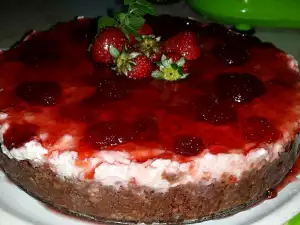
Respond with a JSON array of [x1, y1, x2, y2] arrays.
[[135, 35, 162, 63], [91, 27, 127, 64], [110, 47, 152, 79], [127, 54, 152, 79], [139, 23, 153, 36], [164, 52, 191, 73], [164, 31, 201, 60], [93, 0, 157, 64], [151, 54, 189, 81], [129, 23, 153, 44]]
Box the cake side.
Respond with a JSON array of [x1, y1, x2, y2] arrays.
[[0, 137, 299, 223]]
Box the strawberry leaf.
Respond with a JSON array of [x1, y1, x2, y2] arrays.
[[178, 67, 183, 75], [121, 14, 144, 37], [127, 14, 145, 32], [156, 61, 163, 67], [176, 57, 185, 67], [97, 0, 156, 41], [116, 13, 127, 23], [128, 0, 156, 17], [171, 64, 178, 70], [98, 16, 118, 31], [152, 70, 162, 79], [109, 46, 120, 58], [181, 73, 189, 79], [124, 0, 134, 5], [135, 36, 143, 42]]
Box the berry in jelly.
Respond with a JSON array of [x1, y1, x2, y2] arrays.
[[195, 96, 237, 125], [213, 42, 250, 66], [85, 122, 136, 149], [215, 73, 266, 104], [133, 116, 159, 141], [242, 117, 280, 143], [173, 135, 204, 156], [15, 81, 62, 106], [83, 78, 130, 107]]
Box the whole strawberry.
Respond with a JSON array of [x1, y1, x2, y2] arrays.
[[151, 54, 189, 81], [91, 27, 127, 64], [110, 47, 152, 79], [164, 31, 201, 60], [92, 0, 157, 64], [129, 23, 153, 44], [135, 35, 162, 63], [164, 52, 190, 73]]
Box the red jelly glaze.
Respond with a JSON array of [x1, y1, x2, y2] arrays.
[[0, 16, 300, 161], [3, 123, 39, 149]]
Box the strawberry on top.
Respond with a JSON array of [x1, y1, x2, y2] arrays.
[[91, 0, 202, 81]]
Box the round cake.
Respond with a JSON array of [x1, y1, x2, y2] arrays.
[[0, 12, 300, 224]]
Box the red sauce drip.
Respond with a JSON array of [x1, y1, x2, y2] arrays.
[[0, 16, 299, 160], [266, 188, 277, 199]]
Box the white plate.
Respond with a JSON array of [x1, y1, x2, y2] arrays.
[[0, 171, 299, 225]]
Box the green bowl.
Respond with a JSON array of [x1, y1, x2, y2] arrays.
[[186, 0, 300, 30]]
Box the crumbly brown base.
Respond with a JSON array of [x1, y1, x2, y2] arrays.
[[0, 140, 299, 224]]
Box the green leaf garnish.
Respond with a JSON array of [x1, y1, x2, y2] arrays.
[[178, 67, 183, 75], [97, 16, 118, 31], [128, 0, 156, 17], [171, 64, 178, 70], [124, 0, 134, 5], [151, 70, 162, 79], [122, 13, 145, 36], [156, 61, 163, 67], [109, 46, 120, 58], [176, 57, 185, 67], [97, 0, 156, 40]]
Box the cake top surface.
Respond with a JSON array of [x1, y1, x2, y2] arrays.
[[0, 15, 299, 164]]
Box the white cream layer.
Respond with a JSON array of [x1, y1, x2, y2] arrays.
[[1, 120, 299, 192]]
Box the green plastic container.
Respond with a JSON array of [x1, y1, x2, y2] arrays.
[[286, 213, 300, 225], [186, 0, 300, 30]]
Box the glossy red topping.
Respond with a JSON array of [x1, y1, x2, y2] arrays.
[[172, 136, 204, 156], [242, 117, 281, 144], [3, 123, 38, 149], [15, 81, 62, 106], [215, 73, 266, 104], [0, 15, 299, 160]]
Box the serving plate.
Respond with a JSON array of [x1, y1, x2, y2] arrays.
[[0, 170, 299, 225]]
